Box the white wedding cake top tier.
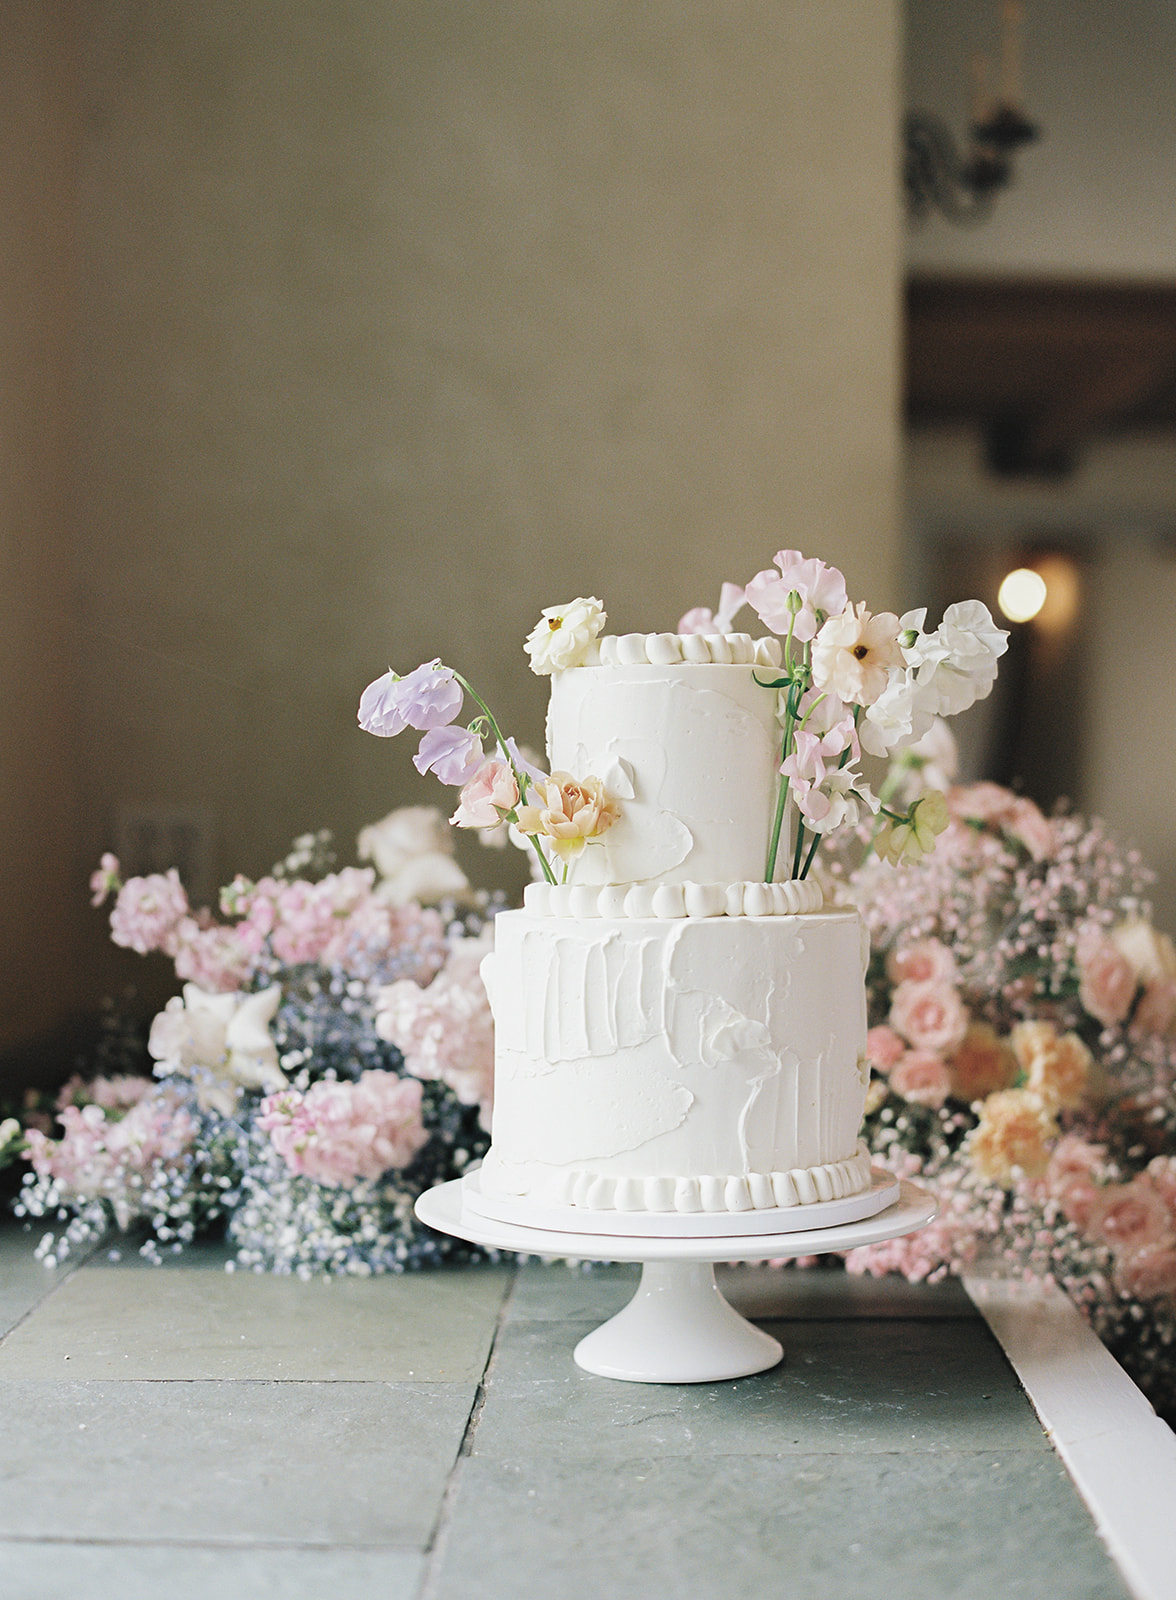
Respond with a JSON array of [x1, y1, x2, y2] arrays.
[[547, 636, 786, 889]]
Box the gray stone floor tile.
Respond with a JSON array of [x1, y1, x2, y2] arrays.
[[475, 1315, 1043, 1458], [0, 1541, 425, 1600], [433, 1451, 1133, 1600], [0, 1256, 510, 1381], [507, 1261, 640, 1322], [717, 1261, 977, 1320], [0, 1380, 475, 1546], [0, 1226, 81, 1336]]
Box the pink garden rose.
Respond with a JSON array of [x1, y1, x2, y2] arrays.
[[1113, 1240, 1176, 1303], [108, 870, 189, 956], [888, 977, 968, 1054], [890, 1048, 952, 1109], [1087, 1175, 1175, 1257], [1044, 1134, 1107, 1230], [1075, 922, 1136, 1028], [451, 759, 520, 830], [886, 937, 957, 987], [865, 1025, 906, 1073]]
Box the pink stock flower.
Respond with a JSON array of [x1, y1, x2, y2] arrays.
[[451, 759, 520, 830], [744, 551, 848, 642], [890, 1049, 952, 1108], [259, 1071, 429, 1187], [89, 853, 121, 907], [358, 659, 464, 738], [108, 870, 190, 956], [889, 978, 968, 1055]]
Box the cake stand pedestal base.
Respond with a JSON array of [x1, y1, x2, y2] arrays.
[[415, 1173, 936, 1385]]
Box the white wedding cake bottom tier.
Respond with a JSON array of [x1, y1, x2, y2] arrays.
[[478, 906, 870, 1215]]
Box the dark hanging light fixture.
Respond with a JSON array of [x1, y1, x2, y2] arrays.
[[905, 0, 1041, 224]]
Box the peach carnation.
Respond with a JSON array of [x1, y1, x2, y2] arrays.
[[948, 1022, 1018, 1105], [1010, 1020, 1091, 1112], [967, 1088, 1057, 1185]]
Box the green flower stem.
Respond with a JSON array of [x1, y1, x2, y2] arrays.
[[454, 671, 557, 886]]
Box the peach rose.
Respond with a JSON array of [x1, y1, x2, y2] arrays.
[[948, 1022, 1018, 1104], [1087, 1175, 1175, 1257], [967, 1088, 1058, 1185], [889, 978, 968, 1055], [1132, 978, 1176, 1037], [1075, 922, 1137, 1028], [890, 1049, 952, 1109], [515, 772, 620, 860], [885, 937, 957, 987], [1010, 1019, 1091, 1112]]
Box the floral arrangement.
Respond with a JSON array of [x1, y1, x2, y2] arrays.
[[357, 559, 1007, 891], [824, 755, 1176, 1421], [14, 811, 498, 1275]]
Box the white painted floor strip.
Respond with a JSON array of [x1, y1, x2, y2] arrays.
[[964, 1274, 1176, 1600]]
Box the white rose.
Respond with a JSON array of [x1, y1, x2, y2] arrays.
[[524, 597, 606, 675]]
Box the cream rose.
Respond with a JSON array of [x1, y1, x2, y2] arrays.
[[524, 597, 606, 675]]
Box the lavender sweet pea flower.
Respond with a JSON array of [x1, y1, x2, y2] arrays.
[[414, 724, 485, 785], [358, 659, 464, 738]]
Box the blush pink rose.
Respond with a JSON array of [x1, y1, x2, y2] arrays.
[[885, 938, 957, 987], [1113, 1241, 1176, 1303], [450, 759, 520, 830], [890, 1048, 952, 1109], [865, 1025, 906, 1072], [889, 978, 968, 1054], [1075, 923, 1136, 1028], [1003, 796, 1056, 862], [1087, 1176, 1175, 1257], [1146, 1155, 1176, 1218], [1133, 978, 1176, 1036], [1045, 1134, 1106, 1230]]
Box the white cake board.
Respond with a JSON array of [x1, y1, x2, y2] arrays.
[[415, 1173, 936, 1385], [460, 1165, 900, 1237]]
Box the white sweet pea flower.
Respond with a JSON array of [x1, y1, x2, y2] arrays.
[[524, 597, 606, 675], [903, 601, 1008, 718], [860, 670, 937, 759], [148, 983, 284, 1116]]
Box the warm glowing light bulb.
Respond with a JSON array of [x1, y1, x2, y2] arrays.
[[998, 567, 1048, 623]]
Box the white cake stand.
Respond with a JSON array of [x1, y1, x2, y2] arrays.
[[415, 1171, 936, 1385]]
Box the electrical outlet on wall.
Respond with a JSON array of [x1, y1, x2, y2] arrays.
[[114, 806, 216, 907]]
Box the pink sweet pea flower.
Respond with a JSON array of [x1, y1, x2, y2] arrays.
[[745, 551, 848, 642], [678, 583, 747, 635]]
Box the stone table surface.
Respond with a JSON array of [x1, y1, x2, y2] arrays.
[[0, 1223, 1138, 1600]]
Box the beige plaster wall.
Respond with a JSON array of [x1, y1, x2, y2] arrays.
[[4, 0, 903, 1051], [0, 1, 85, 1062]]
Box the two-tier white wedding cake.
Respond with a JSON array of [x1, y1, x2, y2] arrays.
[[476, 629, 871, 1217]]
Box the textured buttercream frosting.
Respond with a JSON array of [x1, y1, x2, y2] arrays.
[[479, 909, 870, 1214]]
